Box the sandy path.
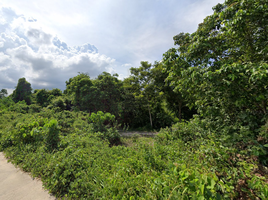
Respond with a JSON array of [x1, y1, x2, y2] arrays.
[[0, 152, 55, 200]]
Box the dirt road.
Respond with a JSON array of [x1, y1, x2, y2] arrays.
[[0, 152, 55, 200]]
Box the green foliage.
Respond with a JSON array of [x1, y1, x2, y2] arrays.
[[1, 115, 267, 199], [93, 72, 123, 116], [0, 96, 15, 110], [177, 62, 268, 133], [35, 89, 50, 106], [35, 88, 63, 107], [44, 119, 60, 151], [124, 61, 179, 129], [28, 104, 42, 113], [89, 111, 115, 132], [9, 101, 29, 114], [160, 49, 195, 122], [156, 116, 206, 143], [7, 101, 42, 114], [260, 120, 268, 142], [89, 111, 120, 145], [65, 73, 94, 111], [49, 96, 66, 111], [15, 120, 43, 145], [0, 0, 268, 199], [0, 89, 8, 99], [12, 77, 32, 105], [167, 0, 268, 135], [0, 105, 267, 199], [50, 88, 62, 97]]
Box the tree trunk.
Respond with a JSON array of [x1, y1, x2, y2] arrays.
[[148, 104, 153, 128]]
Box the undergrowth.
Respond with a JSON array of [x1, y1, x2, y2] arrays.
[[0, 110, 268, 199]]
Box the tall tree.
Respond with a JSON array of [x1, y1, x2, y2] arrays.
[[158, 49, 195, 122], [65, 73, 93, 111], [65, 72, 123, 115], [35, 89, 50, 107], [169, 0, 268, 132], [129, 61, 155, 128], [12, 78, 32, 105], [92, 72, 123, 116]]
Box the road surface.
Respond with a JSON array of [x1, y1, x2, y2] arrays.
[[0, 152, 55, 200]]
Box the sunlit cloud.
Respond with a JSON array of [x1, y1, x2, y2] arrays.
[[0, 7, 115, 93], [0, 0, 225, 95]]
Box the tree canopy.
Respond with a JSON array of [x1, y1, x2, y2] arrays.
[[12, 78, 32, 105], [166, 0, 268, 133], [0, 89, 8, 99]]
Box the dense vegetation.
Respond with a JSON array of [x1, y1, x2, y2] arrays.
[[0, 0, 268, 199]]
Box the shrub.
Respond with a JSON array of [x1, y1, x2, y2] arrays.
[[44, 119, 60, 152], [28, 104, 42, 113], [48, 97, 66, 111], [15, 120, 42, 144], [89, 111, 121, 145], [89, 111, 115, 132], [156, 116, 206, 143], [9, 101, 29, 114]]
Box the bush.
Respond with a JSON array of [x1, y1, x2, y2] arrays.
[[28, 104, 42, 113], [156, 116, 206, 143], [89, 111, 115, 132], [1, 107, 268, 199], [89, 111, 121, 145], [47, 97, 66, 111], [15, 120, 43, 145], [44, 119, 60, 152], [9, 101, 29, 114]]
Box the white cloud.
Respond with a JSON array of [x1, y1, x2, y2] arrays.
[[0, 6, 116, 92], [26, 28, 52, 46], [0, 0, 226, 94]]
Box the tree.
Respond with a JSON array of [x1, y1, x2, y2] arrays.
[[129, 61, 155, 128], [121, 78, 140, 126], [172, 0, 267, 72], [127, 61, 176, 129], [65, 73, 93, 111], [169, 0, 268, 132], [12, 78, 32, 105], [92, 72, 123, 116], [0, 89, 8, 99], [158, 49, 195, 122], [50, 88, 62, 97], [35, 89, 50, 106], [65, 72, 124, 116], [35, 88, 63, 107]]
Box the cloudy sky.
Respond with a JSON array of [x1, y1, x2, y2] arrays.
[[0, 0, 224, 94]]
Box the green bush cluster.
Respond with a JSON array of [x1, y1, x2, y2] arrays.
[[1, 109, 267, 199], [89, 111, 120, 145]]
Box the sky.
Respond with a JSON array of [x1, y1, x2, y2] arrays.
[[0, 0, 224, 94]]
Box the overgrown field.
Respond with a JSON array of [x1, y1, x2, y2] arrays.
[[1, 1, 268, 198], [0, 109, 267, 199]]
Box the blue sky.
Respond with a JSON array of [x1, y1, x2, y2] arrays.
[[0, 0, 224, 93]]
